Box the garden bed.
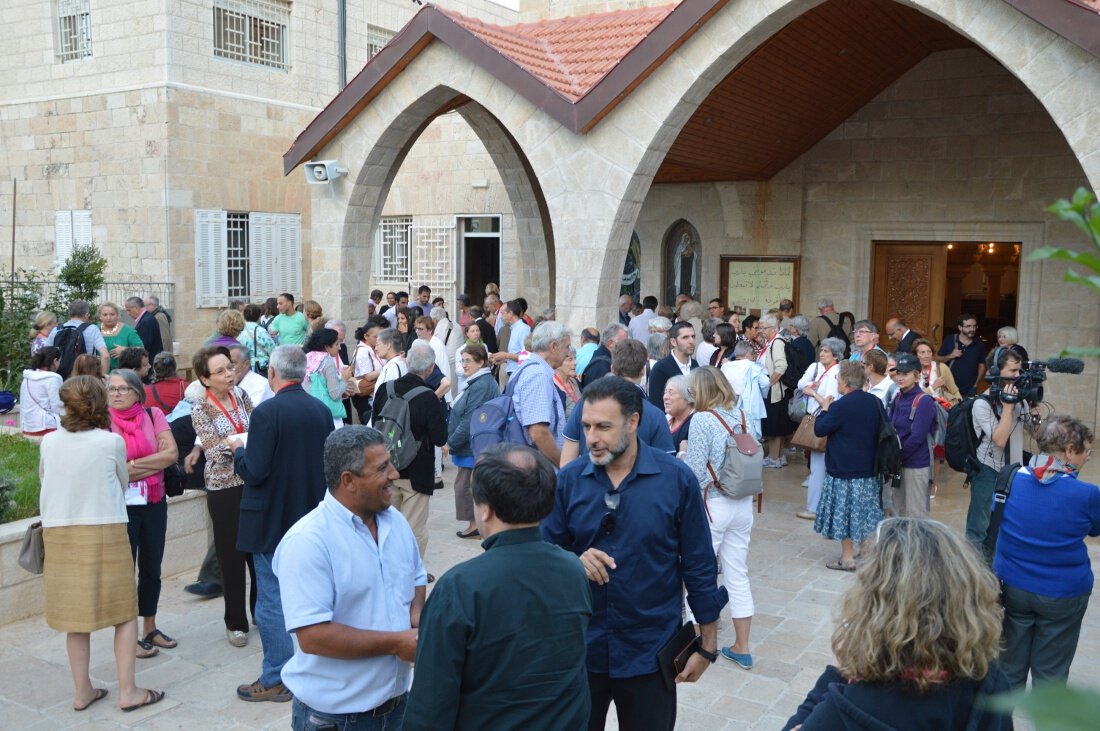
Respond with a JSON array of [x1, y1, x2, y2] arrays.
[[0, 433, 40, 524]]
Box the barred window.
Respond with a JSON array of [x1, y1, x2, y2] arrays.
[[377, 216, 412, 280], [213, 0, 289, 71], [195, 210, 300, 307], [226, 213, 250, 299], [55, 0, 92, 62], [367, 25, 395, 60]]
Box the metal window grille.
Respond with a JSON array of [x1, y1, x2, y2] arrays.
[[378, 216, 412, 280], [226, 213, 250, 298], [213, 0, 289, 71], [55, 0, 92, 62], [367, 25, 394, 60]]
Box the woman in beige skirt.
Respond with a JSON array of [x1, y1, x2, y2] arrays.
[[39, 376, 164, 712]]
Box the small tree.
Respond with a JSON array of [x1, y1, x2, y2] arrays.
[[1028, 187, 1100, 357], [57, 243, 108, 306]]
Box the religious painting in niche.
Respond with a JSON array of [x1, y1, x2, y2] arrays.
[[620, 231, 641, 301], [663, 220, 701, 306]]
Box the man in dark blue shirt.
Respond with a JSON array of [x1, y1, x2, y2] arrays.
[[936, 313, 987, 396], [543, 377, 727, 731], [406, 445, 591, 730], [561, 339, 673, 466]]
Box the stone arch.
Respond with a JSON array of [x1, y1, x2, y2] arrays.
[[312, 83, 554, 321], [592, 0, 1100, 319], [661, 219, 702, 306]]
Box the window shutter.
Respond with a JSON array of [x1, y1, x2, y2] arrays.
[[54, 211, 73, 271], [195, 209, 228, 307], [248, 212, 276, 297], [272, 213, 301, 297]]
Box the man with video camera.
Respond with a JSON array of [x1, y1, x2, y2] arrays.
[[968, 347, 1041, 556]]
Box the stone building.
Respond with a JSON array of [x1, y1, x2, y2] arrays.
[[0, 0, 518, 353], [287, 0, 1100, 424]]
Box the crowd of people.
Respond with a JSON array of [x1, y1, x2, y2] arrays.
[[20, 284, 1098, 728]]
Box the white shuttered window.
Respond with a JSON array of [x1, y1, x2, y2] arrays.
[[53, 209, 92, 271], [195, 209, 300, 307]]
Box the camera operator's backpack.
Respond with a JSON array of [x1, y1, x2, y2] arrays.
[[53, 322, 91, 379], [874, 400, 902, 486], [943, 394, 989, 475]]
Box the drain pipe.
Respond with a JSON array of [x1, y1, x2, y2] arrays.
[[338, 0, 347, 89]]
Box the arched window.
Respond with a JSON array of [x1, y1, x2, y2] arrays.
[[620, 231, 641, 302], [663, 219, 701, 306]]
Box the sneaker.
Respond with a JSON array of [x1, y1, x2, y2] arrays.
[[774, 456, 788, 468], [795, 511, 816, 520], [226, 630, 248, 648], [721, 647, 754, 670], [237, 680, 292, 703], [801, 477, 810, 487], [761, 457, 777, 468]]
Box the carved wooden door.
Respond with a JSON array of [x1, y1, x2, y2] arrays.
[[871, 243, 947, 347]]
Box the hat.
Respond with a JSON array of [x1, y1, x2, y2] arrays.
[[894, 353, 920, 373]]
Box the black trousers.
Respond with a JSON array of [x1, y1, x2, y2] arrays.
[[126, 499, 167, 618], [587, 671, 675, 731], [351, 394, 372, 426], [206, 484, 256, 632]]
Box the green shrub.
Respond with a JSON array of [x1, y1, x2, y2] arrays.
[[0, 434, 41, 523]]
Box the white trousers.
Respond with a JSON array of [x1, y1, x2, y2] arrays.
[[686, 492, 755, 621], [808, 450, 826, 513]]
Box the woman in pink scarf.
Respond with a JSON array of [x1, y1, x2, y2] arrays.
[[108, 369, 178, 658]]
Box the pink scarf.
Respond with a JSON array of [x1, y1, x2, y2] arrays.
[[110, 402, 163, 493]]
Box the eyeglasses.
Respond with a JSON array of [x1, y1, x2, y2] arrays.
[[460, 358, 478, 366], [415, 327, 430, 332], [854, 328, 873, 335], [210, 364, 236, 376], [106, 386, 133, 395], [600, 488, 621, 535]]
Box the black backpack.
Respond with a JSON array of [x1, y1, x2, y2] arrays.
[[943, 395, 989, 476], [819, 314, 851, 358], [779, 339, 810, 390], [982, 462, 1021, 565], [874, 400, 903, 488], [53, 322, 91, 379]]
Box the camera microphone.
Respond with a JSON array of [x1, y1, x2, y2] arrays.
[[1046, 357, 1085, 374]]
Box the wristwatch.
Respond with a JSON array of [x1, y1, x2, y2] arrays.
[[696, 647, 718, 664]]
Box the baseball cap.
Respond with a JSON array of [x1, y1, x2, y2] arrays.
[[894, 353, 920, 373]]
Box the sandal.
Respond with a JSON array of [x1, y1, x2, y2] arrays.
[[144, 629, 177, 649], [121, 689, 166, 712], [136, 639, 160, 659], [825, 559, 856, 573], [74, 688, 108, 712]]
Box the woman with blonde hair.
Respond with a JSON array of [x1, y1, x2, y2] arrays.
[[99, 302, 144, 371], [39, 376, 166, 712], [207, 309, 246, 349], [783, 518, 1010, 730], [303, 299, 324, 333], [32, 310, 57, 354], [684, 366, 758, 670]]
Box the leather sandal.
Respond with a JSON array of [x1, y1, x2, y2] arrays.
[[825, 559, 856, 572], [143, 629, 177, 649], [136, 639, 159, 659]]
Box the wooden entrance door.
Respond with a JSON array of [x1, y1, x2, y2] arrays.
[[871, 243, 947, 347]]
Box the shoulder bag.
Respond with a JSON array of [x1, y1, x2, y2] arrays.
[[790, 411, 827, 452], [18, 521, 45, 574]]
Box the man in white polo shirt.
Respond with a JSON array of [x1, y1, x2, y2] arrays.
[[275, 426, 425, 729]]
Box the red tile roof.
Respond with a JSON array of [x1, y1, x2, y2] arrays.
[[439, 5, 676, 102]]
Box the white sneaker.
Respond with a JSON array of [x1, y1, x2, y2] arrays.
[[762, 457, 777, 468], [801, 477, 810, 487], [773, 456, 788, 468]]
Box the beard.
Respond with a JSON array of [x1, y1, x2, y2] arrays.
[[588, 431, 631, 467]]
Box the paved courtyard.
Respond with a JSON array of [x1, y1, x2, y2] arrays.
[[2, 454, 1098, 729]]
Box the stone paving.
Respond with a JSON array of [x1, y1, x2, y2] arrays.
[[2, 453, 1098, 729]]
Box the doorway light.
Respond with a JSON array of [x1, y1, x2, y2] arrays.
[[947, 243, 953, 250]]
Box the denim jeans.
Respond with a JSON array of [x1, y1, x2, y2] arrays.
[[965, 463, 998, 557], [291, 696, 406, 731], [253, 551, 293, 687]]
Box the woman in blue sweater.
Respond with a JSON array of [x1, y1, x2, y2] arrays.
[[994, 414, 1100, 689], [812, 361, 883, 571]]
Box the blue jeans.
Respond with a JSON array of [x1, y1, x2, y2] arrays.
[[1000, 584, 1090, 689], [253, 552, 293, 687], [291, 696, 406, 731], [965, 463, 997, 556]]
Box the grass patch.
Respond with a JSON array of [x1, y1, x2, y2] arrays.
[[0, 433, 41, 523]]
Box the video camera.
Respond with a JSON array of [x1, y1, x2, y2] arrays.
[[985, 357, 1084, 404]]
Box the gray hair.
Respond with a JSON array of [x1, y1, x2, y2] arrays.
[[819, 337, 847, 361], [646, 332, 669, 360], [759, 313, 780, 329], [701, 317, 723, 342], [649, 316, 672, 334], [269, 345, 306, 381], [665, 374, 694, 404], [109, 368, 146, 404], [600, 322, 627, 346], [69, 300, 90, 318], [679, 300, 705, 321], [540, 307, 556, 321], [733, 340, 756, 360], [184, 380, 205, 404], [325, 319, 346, 335], [323, 426, 387, 493], [125, 296, 144, 310], [997, 326, 1018, 344], [816, 297, 834, 310], [228, 342, 249, 361], [531, 321, 572, 353], [376, 327, 405, 354], [853, 319, 879, 334], [406, 341, 435, 375], [789, 314, 810, 335], [145, 295, 160, 306], [430, 306, 447, 322]]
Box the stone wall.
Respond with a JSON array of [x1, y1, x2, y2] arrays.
[[634, 47, 1098, 422]]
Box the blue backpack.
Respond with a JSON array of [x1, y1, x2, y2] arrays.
[[469, 363, 534, 458]]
